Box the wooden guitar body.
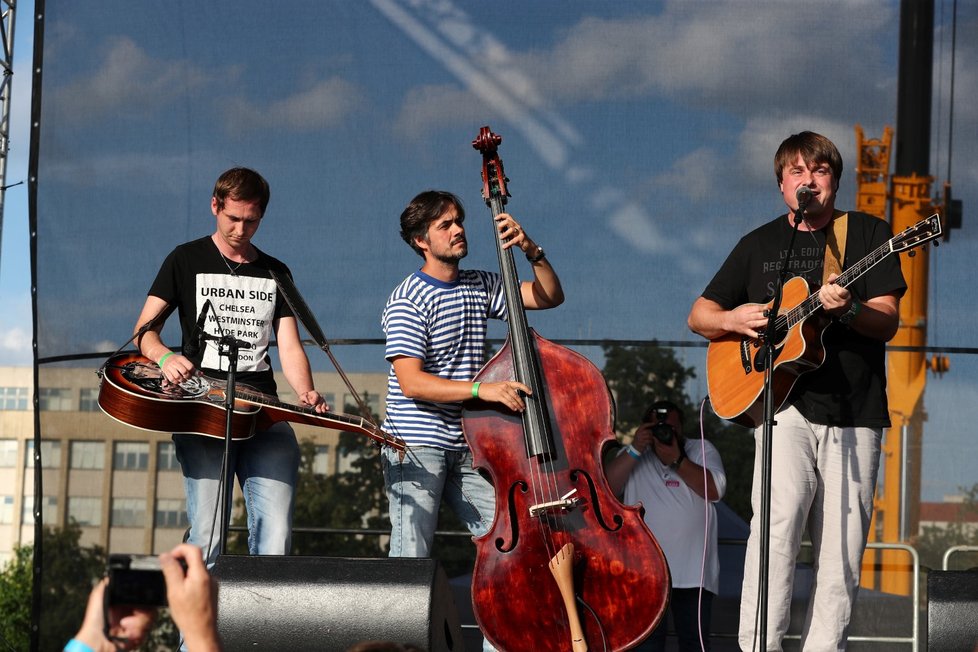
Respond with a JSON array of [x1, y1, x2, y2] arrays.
[[706, 276, 828, 428], [98, 352, 403, 449]]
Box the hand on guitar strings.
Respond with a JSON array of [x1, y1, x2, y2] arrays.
[[158, 352, 199, 386], [722, 303, 769, 340], [297, 389, 329, 414], [818, 273, 854, 317]]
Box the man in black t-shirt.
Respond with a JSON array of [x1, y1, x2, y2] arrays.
[[688, 132, 906, 650], [133, 167, 327, 567]]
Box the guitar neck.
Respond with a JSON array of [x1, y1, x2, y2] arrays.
[[785, 238, 893, 328], [234, 386, 383, 438]]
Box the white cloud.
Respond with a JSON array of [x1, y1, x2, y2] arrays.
[[652, 147, 723, 202], [49, 37, 212, 122], [608, 201, 667, 254], [521, 2, 894, 112], [222, 77, 366, 134]]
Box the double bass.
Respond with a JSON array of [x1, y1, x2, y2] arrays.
[[462, 127, 670, 652]]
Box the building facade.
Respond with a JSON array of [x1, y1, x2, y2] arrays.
[[0, 364, 388, 564]]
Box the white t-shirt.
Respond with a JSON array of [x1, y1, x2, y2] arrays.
[[622, 438, 726, 593]]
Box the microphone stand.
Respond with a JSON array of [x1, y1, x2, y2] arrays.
[[756, 201, 806, 651], [193, 329, 248, 556], [215, 334, 244, 555]]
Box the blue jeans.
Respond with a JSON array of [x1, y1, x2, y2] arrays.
[[637, 588, 714, 652], [381, 445, 495, 558], [173, 422, 300, 566]]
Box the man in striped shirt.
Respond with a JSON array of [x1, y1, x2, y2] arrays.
[[381, 190, 564, 558]]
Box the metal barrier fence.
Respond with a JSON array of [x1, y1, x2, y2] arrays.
[[943, 544, 978, 570]]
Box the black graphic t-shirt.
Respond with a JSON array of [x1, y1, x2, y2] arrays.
[[702, 211, 907, 427], [148, 236, 294, 394]]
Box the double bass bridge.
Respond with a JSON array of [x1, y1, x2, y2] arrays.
[[528, 489, 582, 518]]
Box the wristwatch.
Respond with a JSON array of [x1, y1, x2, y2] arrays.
[[839, 300, 862, 326], [669, 448, 686, 470], [526, 246, 546, 263]]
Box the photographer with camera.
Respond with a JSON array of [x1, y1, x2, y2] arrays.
[[604, 400, 726, 652], [65, 543, 222, 652]]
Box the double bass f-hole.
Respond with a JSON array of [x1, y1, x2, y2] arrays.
[[463, 126, 669, 652]]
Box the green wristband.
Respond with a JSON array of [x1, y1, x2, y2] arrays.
[[471, 382, 481, 398], [158, 352, 174, 368]]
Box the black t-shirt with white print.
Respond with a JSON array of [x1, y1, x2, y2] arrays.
[[702, 211, 907, 428], [148, 236, 294, 395]]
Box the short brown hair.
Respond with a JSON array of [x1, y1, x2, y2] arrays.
[[774, 131, 843, 188], [399, 190, 465, 258], [212, 167, 271, 215]]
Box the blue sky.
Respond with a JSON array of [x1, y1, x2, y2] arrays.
[[1, 1, 977, 501]]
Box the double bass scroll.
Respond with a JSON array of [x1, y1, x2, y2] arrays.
[[462, 126, 670, 652]]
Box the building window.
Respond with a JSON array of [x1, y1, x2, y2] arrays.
[[0, 440, 18, 467], [22, 496, 58, 525], [79, 387, 101, 412], [157, 442, 180, 471], [312, 445, 330, 475], [0, 387, 28, 411], [68, 497, 102, 527], [114, 442, 149, 471], [70, 442, 105, 470], [155, 499, 188, 529], [39, 387, 73, 411], [25, 441, 62, 469], [0, 496, 13, 524], [111, 498, 146, 527]]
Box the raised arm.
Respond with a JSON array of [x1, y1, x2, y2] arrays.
[[494, 212, 564, 310]]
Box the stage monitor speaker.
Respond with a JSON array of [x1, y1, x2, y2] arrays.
[[212, 555, 463, 651], [927, 569, 978, 652]]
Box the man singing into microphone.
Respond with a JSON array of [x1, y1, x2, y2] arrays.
[[133, 167, 327, 568], [687, 132, 905, 650]]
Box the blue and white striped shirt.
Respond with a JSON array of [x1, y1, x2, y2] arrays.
[[382, 269, 507, 449]]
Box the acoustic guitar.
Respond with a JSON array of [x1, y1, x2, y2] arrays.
[[98, 352, 403, 450], [706, 213, 942, 428]]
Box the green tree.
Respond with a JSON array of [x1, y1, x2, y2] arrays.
[[600, 342, 754, 522], [0, 522, 106, 652], [285, 391, 393, 557], [0, 544, 33, 651]]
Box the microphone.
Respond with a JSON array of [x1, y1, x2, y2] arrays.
[[183, 300, 212, 358], [796, 186, 813, 208]]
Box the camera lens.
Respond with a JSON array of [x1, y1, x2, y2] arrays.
[[651, 422, 674, 445]]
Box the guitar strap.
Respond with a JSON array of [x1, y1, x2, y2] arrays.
[[822, 210, 848, 285]]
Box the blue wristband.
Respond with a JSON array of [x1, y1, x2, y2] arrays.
[[65, 639, 95, 652], [625, 444, 642, 459]]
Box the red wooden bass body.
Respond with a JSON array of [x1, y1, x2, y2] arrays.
[[463, 127, 669, 652]]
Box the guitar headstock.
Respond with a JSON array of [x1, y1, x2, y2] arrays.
[[893, 213, 943, 254], [472, 126, 509, 204]]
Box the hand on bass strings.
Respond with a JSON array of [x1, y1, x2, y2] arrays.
[[495, 213, 541, 258], [475, 380, 533, 413]]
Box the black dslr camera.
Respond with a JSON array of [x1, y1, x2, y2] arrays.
[[647, 406, 676, 445], [106, 554, 168, 607]]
